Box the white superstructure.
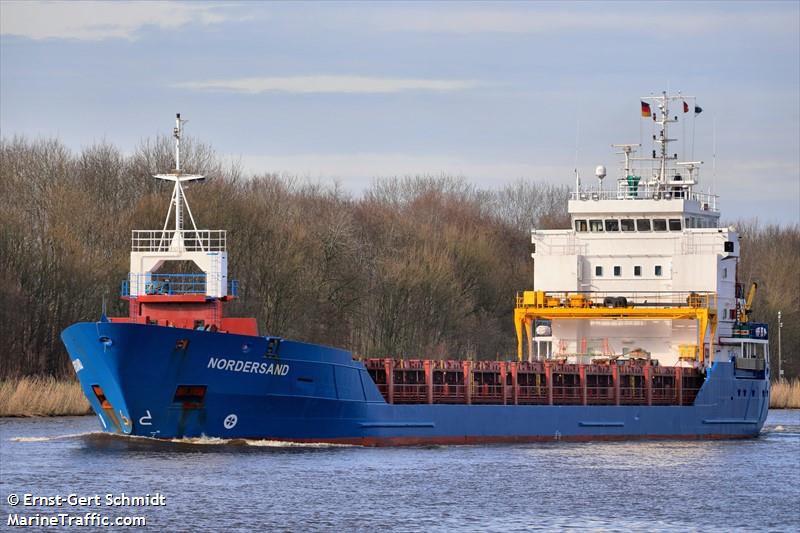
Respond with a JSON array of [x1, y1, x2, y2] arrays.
[[522, 93, 765, 369]]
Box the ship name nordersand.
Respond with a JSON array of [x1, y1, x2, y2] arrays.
[[207, 357, 290, 376]]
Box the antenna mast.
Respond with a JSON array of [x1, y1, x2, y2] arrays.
[[153, 113, 206, 251], [574, 119, 581, 193], [641, 92, 695, 186], [174, 113, 182, 173]]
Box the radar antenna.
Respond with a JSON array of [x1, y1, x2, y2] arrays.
[[676, 161, 703, 188], [612, 144, 640, 178]]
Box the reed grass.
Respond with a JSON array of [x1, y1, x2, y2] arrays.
[[0, 377, 91, 417], [770, 378, 800, 409]]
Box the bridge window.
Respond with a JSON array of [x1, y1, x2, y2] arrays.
[[636, 219, 651, 231], [613, 266, 621, 277], [595, 266, 603, 277], [653, 219, 667, 231], [621, 219, 635, 232], [654, 265, 663, 276], [634, 265, 642, 276], [669, 218, 682, 231], [589, 219, 603, 232], [575, 219, 588, 232], [604, 219, 619, 232]]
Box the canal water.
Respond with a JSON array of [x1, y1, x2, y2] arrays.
[[1, 410, 798, 532]]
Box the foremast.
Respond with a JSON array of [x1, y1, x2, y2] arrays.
[[152, 114, 207, 254]]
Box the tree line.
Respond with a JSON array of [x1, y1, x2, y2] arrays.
[[0, 136, 796, 379]]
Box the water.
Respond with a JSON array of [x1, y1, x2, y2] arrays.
[[1, 412, 798, 532]]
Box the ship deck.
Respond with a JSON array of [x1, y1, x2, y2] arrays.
[[364, 359, 703, 407]]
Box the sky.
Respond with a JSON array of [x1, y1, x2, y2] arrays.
[[1, 1, 798, 224]]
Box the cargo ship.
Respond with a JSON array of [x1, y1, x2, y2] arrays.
[[62, 95, 770, 445]]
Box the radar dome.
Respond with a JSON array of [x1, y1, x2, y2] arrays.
[[595, 165, 607, 180]]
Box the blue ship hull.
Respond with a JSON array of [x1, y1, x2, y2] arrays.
[[62, 322, 769, 445]]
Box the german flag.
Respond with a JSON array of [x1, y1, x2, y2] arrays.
[[641, 101, 651, 118]]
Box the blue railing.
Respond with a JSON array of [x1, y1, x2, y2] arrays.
[[228, 279, 239, 297], [121, 274, 239, 297], [143, 274, 207, 295]]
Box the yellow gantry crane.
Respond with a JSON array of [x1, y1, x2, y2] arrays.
[[739, 282, 758, 323], [513, 291, 718, 364]]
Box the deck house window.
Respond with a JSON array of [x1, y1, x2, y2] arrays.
[[654, 265, 663, 276], [636, 219, 651, 231], [653, 219, 667, 231], [589, 219, 603, 232], [613, 266, 621, 277], [668, 218, 682, 231], [575, 219, 587, 232], [634, 265, 642, 276], [604, 219, 619, 232], [595, 266, 603, 277], [621, 219, 635, 232]]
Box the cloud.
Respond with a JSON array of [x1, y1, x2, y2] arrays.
[[173, 76, 482, 94], [0, 1, 239, 41], [367, 8, 797, 35]]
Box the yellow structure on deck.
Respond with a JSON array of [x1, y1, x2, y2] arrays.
[[740, 282, 758, 323], [513, 291, 718, 364]]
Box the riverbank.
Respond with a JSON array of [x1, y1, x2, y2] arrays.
[[0, 377, 90, 417], [771, 378, 800, 409], [1, 377, 799, 417]]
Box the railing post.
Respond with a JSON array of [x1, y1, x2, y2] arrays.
[[511, 362, 519, 405], [384, 358, 394, 405], [499, 361, 507, 405], [644, 362, 652, 406], [579, 364, 588, 406], [463, 360, 472, 405], [612, 363, 620, 406], [424, 360, 433, 404], [675, 366, 683, 406], [545, 361, 553, 406]]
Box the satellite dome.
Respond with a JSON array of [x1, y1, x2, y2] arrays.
[[595, 165, 607, 179]]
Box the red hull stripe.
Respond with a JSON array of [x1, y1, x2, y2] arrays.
[[172, 433, 757, 447]]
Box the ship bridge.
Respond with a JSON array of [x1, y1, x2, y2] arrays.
[[522, 92, 755, 370]]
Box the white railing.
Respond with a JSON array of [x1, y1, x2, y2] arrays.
[[570, 185, 718, 212], [131, 230, 227, 252], [533, 237, 586, 256]]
